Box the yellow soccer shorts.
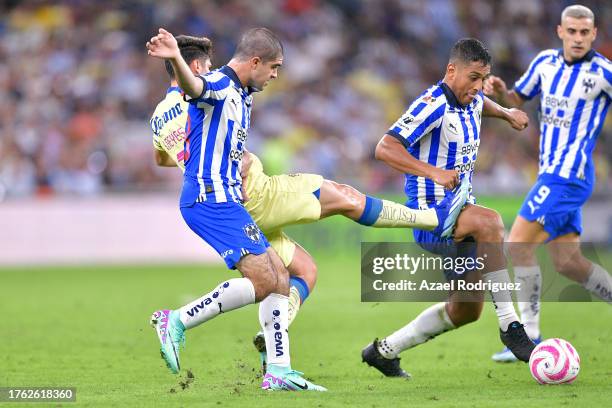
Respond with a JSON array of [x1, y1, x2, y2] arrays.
[[245, 172, 323, 266], [265, 229, 297, 267]]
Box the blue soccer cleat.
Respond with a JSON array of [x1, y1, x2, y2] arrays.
[[261, 365, 327, 392], [492, 335, 542, 363], [434, 177, 470, 239], [150, 309, 185, 374]]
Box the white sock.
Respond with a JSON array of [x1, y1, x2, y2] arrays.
[[378, 302, 455, 359], [178, 278, 255, 329], [287, 285, 301, 327], [514, 266, 542, 339], [485, 269, 520, 331], [259, 293, 291, 367], [583, 263, 612, 303]]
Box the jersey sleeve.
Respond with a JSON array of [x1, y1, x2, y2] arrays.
[[598, 58, 612, 99], [185, 71, 232, 104], [150, 115, 164, 151], [514, 50, 555, 100], [387, 95, 446, 148]]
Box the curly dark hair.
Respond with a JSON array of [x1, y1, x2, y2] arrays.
[[165, 35, 213, 78]]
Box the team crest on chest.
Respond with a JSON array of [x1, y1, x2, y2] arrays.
[[244, 223, 262, 242], [582, 77, 595, 94]]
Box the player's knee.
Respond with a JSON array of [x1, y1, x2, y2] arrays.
[[338, 184, 362, 213], [507, 243, 535, 265], [289, 256, 317, 292], [239, 254, 278, 300], [476, 211, 504, 241], [253, 273, 277, 301], [325, 180, 360, 213], [446, 302, 482, 327], [300, 259, 317, 291]]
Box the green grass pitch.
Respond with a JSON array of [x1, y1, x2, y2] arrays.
[[2, 196, 611, 407]]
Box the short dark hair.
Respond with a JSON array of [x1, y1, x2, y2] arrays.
[[449, 38, 491, 66], [165, 35, 212, 78], [232, 27, 283, 62], [561, 5, 594, 23]]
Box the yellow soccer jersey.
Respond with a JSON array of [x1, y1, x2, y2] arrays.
[[150, 86, 188, 171]]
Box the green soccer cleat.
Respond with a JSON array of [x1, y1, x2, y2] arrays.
[[261, 365, 327, 392], [150, 309, 185, 374]]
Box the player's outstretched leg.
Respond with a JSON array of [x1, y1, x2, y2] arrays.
[[151, 277, 257, 374], [318, 180, 440, 230]]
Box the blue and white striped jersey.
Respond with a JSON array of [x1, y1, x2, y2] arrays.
[[514, 49, 611, 182], [388, 82, 482, 210], [180, 66, 254, 207]]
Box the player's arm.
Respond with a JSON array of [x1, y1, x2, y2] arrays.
[[483, 96, 528, 131], [146, 28, 203, 98], [483, 76, 526, 108], [486, 51, 553, 108], [241, 149, 253, 179], [240, 150, 252, 202], [154, 149, 178, 167], [375, 135, 459, 190]]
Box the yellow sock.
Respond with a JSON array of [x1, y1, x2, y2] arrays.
[[287, 285, 301, 326], [373, 200, 438, 229]]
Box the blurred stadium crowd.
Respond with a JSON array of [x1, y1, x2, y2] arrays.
[[0, 0, 610, 200]]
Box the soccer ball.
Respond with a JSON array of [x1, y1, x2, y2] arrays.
[[529, 338, 580, 384]]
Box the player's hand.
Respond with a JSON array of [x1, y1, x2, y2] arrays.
[[483, 75, 508, 100], [506, 108, 529, 131], [431, 168, 459, 190], [241, 176, 250, 202], [146, 28, 180, 59], [241, 151, 253, 179]]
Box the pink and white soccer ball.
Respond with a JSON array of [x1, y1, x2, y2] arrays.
[[529, 338, 580, 384]]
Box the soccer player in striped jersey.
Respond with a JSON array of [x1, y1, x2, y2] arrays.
[[485, 4, 612, 362], [362, 38, 535, 378], [150, 35, 468, 375], [147, 27, 327, 392]]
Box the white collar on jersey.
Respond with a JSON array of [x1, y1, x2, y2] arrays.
[[557, 48, 596, 66], [219, 65, 258, 95]]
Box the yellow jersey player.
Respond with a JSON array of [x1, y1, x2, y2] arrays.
[[150, 35, 469, 373], [150, 37, 212, 169]]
